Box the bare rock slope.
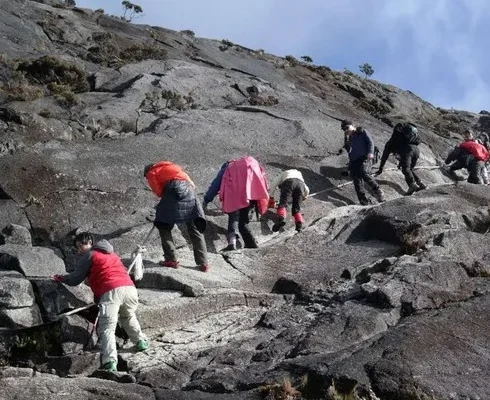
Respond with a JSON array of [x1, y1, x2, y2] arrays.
[[0, 1, 489, 399]]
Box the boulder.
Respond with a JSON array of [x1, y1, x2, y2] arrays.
[[31, 278, 93, 319], [360, 258, 475, 315], [0, 305, 42, 328], [0, 270, 36, 308], [0, 244, 66, 277], [0, 224, 31, 246]]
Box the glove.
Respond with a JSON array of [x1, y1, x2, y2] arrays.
[[52, 274, 65, 283], [374, 168, 383, 176], [268, 197, 277, 209]]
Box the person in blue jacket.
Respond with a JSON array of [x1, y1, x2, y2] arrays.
[[203, 161, 258, 251]]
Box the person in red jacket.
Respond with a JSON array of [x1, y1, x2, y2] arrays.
[[53, 232, 148, 372]]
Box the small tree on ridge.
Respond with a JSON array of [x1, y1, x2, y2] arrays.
[[359, 62, 374, 78], [122, 1, 143, 22]]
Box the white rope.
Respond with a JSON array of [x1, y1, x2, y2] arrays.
[[308, 165, 446, 198]]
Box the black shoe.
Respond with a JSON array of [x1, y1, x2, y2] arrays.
[[272, 220, 286, 232], [221, 243, 237, 252], [295, 222, 303, 232]]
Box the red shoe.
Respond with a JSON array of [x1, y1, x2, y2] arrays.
[[159, 260, 180, 268], [199, 264, 210, 272]]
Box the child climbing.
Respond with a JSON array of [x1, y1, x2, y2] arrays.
[[269, 169, 310, 232]]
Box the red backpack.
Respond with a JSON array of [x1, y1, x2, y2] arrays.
[[460, 141, 489, 162]]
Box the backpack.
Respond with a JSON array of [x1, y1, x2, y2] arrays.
[[393, 122, 421, 146]]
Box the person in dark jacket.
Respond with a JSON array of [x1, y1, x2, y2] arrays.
[[375, 122, 427, 195], [341, 120, 385, 205], [53, 233, 148, 372], [144, 161, 209, 272]]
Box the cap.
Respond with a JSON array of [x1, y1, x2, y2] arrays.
[[341, 119, 353, 130]]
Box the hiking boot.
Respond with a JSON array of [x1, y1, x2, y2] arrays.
[[374, 188, 385, 202], [136, 339, 149, 352], [159, 260, 179, 268], [272, 220, 286, 232], [101, 360, 117, 372], [405, 183, 419, 196], [295, 222, 303, 232], [359, 198, 371, 206], [417, 182, 427, 190], [221, 243, 237, 252], [199, 264, 210, 272]]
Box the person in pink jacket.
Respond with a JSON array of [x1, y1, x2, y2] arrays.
[[203, 156, 269, 250]]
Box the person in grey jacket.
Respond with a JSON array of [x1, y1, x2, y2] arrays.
[[341, 120, 385, 205]]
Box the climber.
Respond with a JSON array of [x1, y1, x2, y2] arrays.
[[203, 156, 269, 250], [52, 232, 148, 372], [268, 169, 310, 232], [445, 129, 489, 184], [340, 119, 385, 205], [375, 122, 427, 195], [144, 161, 210, 271]]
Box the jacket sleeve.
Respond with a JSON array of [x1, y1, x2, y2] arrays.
[[203, 163, 227, 204], [343, 134, 351, 152], [64, 252, 92, 286], [364, 131, 375, 156], [379, 139, 394, 169]]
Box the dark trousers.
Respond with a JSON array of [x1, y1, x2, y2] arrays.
[[468, 159, 485, 184], [399, 145, 422, 186], [278, 178, 305, 215], [227, 203, 258, 248], [350, 158, 379, 202], [156, 220, 208, 265]]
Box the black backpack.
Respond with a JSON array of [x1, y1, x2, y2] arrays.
[[393, 122, 421, 146]]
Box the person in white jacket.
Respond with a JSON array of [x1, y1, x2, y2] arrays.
[[268, 169, 310, 232]]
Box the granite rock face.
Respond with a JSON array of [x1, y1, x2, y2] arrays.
[[0, 1, 488, 399]]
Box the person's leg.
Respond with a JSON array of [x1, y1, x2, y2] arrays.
[[186, 220, 209, 269], [399, 150, 416, 186], [223, 211, 239, 251], [291, 180, 304, 231], [156, 223, 179, 267], [350, 159, 369, 205], [273, 180, 293, 232], [239, 205, 258, 248], [361, 159, 385, 201], [97, 289, 120, 370], [117, 286, 147, 350], [409, 146, 426, 189], [468, 160, 484, 184]]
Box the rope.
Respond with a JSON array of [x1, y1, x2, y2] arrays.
[[308, 165, 446, 198]]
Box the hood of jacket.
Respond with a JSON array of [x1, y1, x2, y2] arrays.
[[93, 239, 114, 254]]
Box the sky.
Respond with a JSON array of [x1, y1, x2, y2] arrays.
[[77, 0, 490, 113]]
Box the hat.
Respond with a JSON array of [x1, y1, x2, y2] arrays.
[[341, 119, 353, 130], [143, 164, 154, 177]]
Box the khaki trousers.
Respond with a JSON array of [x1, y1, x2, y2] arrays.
[[98, 285, 146, 365]]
